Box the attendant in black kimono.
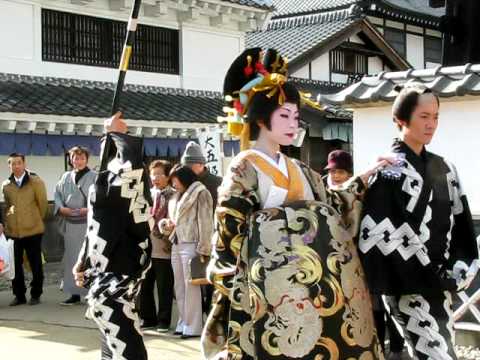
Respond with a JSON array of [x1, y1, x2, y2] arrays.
[[74, 112, 152, 360], [359, 84, 479, 360]]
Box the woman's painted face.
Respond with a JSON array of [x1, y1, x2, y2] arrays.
[[260, 102, 300, 146], [170, 176, 185, 193]]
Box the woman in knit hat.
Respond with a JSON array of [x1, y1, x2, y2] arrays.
[[201, 48, 390, 360]]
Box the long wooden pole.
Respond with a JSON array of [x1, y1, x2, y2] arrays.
[[100, 0, 142, 171]]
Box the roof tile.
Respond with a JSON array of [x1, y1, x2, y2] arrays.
[[318, 64, 480, 107], [247, 10, 358, 62], [0, 73, 224, 123]]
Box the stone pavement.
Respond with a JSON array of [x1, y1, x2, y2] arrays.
[[1, 263, 479, 359], [0, 284, 201, 360]]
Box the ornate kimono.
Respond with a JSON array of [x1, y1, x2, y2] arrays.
[[54, 168, 96, 297], [359, 139, 479, 360], [202, 150, 384, 360], [77, 133, 152, 360]]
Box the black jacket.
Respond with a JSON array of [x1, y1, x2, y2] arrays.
[[198, 169, 222, 210]]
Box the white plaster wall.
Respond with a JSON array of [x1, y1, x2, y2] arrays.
[[353, 100, 480, 215], [350, 35, 365, 44], [181, 27, 243, 91], [426, 61, 441, 69], [0, 0, 35, 61], [368, 57, 383, 75], [293, 63, 310, 79], [406, 34, 424, 69], [310, 54, 330, 82], [0, 0, 182, 87], [331, 73, 348, 83], [0, 0, 243, 91], [0, 155, 100, 200]]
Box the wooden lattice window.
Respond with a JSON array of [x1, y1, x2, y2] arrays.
[[41, 9, 179, 74], [330, 49, 368, 76], [424, 36, 442, 64], [384, 27, 406, 57]]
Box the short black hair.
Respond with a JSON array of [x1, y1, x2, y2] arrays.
[[169, 164, 198, 190], [8, 153, 25, 163], [392, 83, 439, 128], [149, 159, 172, 175], [246, 81, 301, 140]]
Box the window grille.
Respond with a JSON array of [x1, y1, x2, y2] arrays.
[[424, 36, 442, 64], [42, 9, 179, 74], [384, 27, 406, 57], [330, 49, 368, 76]]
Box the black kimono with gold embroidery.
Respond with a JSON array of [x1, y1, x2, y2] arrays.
[[201, 151, 384, 360]]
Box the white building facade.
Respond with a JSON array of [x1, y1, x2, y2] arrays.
[[0, 0, 271, 198]]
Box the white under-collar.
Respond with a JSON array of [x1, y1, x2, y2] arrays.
[[250, 149, 288, 178]]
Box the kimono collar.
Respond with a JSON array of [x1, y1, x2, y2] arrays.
[[244, 150, 304, 202], [392, 139, 428, 172]]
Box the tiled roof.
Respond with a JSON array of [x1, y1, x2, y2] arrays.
[[271, 0, 444, 18], [290, 77, 348, 95], [271, 0, 360, 17], [317, 64, 480, 107], [223, 0, 274, 9], [247, 9, 359, 63], [0, 73, 223, 123], [382, 0, 445, 18]]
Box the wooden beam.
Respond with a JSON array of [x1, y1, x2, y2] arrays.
[[211, 13, 229, 26], [66, 123, 75, 133], [239, 18, 257, 32]]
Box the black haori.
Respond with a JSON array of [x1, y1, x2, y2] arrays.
[[78, 132, 152, 360], [359, 139, 478, 296]]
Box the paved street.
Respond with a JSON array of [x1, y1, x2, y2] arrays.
[[0, 285, 201, 360], [0, 264, 478, 359]]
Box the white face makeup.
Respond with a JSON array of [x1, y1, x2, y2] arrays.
[[260, 102, 300, 147]]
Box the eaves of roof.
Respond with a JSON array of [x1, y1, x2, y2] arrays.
[[317, 63, 480, 108], [365, 0, 444, 29], [271, 0, 361, 18], [0, 73, 224, 123], [222, 0, 274, 10]]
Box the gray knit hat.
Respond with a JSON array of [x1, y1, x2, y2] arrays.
[[181, 141, 206, 165]]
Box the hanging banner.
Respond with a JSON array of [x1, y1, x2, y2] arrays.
[[198, 128, 223, 176]]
